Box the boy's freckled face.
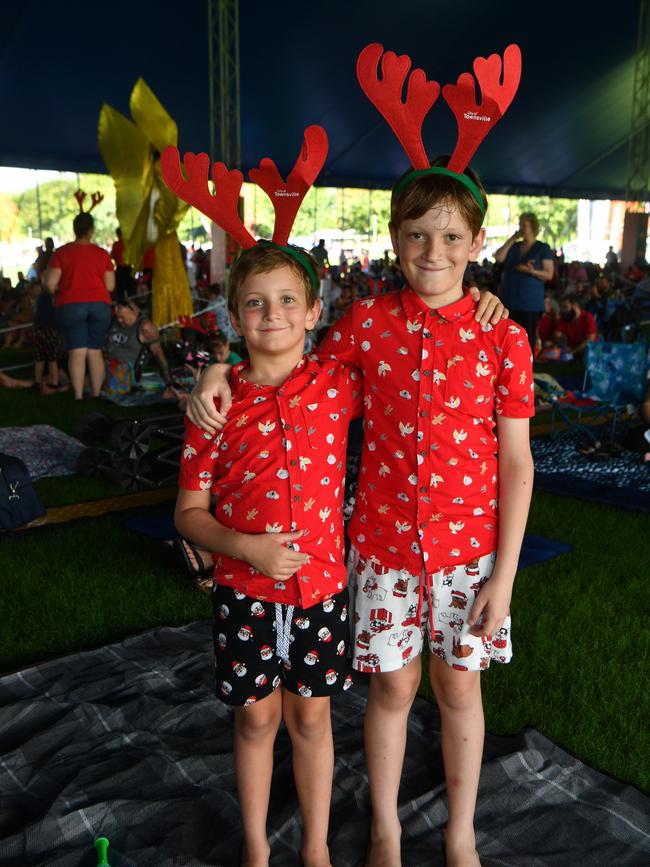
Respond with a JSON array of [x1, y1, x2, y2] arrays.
[[230, 264, 320, 358], [390, 205, 485, 309]]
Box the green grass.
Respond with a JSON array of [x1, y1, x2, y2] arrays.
[[1, 511, 211, 673]]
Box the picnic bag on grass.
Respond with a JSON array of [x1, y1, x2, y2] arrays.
[[0, 452, 46, 530]]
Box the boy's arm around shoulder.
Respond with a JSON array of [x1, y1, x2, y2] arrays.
[[186, 364, 234, 435]]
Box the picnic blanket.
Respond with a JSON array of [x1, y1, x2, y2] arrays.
[[0, 424, 84, 480], [532, 437, 650, 512], [1, 620, 648, 866]]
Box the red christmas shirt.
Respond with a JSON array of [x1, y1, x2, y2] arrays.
[[48, 242, 114, 307], [554, 310, 597, 350], [318, 287, 535, 573], [178, 354, 363, 608]]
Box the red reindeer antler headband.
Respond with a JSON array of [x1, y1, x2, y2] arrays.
[[356, 43, 522, 214], [74, 190, 105, 213], [160, 125, 328, 288]]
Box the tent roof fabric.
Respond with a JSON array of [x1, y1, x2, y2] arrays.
[[0, 0, 641, 198]]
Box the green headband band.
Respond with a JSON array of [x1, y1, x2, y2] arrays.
[[245, 240, 319, 291], [391, 167, 487, 217]]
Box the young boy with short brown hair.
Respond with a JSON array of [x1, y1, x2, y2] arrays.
[[175, 241, 361, 867]]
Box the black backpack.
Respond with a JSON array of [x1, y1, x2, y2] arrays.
[[0, 453, 46, 530]]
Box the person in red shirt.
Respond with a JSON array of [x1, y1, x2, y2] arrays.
[[175, 244, 362, 867], [554, 294, 598, 356], [44, 212, 115, 399]]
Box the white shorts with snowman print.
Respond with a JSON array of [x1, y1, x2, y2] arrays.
[[347, 546, 512, 673]]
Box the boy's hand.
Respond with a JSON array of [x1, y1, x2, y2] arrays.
[[186, 363, 233, 435], [467, 576, 512, 639], [470, 287, 509, 326], [241, 531, 308, 581]]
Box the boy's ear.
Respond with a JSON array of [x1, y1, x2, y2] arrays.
[[229, 309, 244, 337], [305, 298, 322, 332], [469, 227, 486, 262], [389, 222, 400, 257]]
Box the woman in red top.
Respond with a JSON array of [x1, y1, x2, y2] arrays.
[[45, 212, 115, 399]]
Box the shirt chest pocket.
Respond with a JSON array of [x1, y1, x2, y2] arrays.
[[442, 352, 496, 417], [301, 403, 346, 450]]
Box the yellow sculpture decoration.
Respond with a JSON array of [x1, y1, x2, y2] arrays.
[[98, 79, 192, 326]]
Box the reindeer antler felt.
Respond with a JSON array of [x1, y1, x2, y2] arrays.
[[443, 44, 521, 173], [160, 126, 328, 288], [160, 148, 257, 250], [356, 43, 440, 170], [248, 125, 328, 245], [357, 43, 522, 214], [89, 192, 105, 211], [75, 189, 105, 213]]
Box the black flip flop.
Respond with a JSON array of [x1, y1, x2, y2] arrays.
[[173, 536, 213, 582]]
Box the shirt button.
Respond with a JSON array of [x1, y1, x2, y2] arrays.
[[284, 423, 292, 431], [423, 369, 432, 377], [290, 459, 297, 467], [420, 486, 428, 493], [419, 522, 427, 529], [420, 450, 427, 457], [420, 410, 429, 418], [293, 495, 300, 502]]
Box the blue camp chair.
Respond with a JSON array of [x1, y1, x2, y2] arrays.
[[549, 340, 649, 443]]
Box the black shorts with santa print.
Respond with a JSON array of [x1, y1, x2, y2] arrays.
[[212, 584, 354, 707]]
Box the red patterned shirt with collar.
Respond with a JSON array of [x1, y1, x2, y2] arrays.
[[317, 287, 534, 573], [178, 354, 362, 608]]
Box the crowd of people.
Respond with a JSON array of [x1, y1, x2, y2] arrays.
[[1, 211, 649, 406]]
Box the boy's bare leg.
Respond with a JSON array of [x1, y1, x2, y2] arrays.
[[283, 692, 333, 867], [234, 688, 283, 867], [429, 655, 483, 867], [364, 657, 422, 867], [34, 360, 45, 386]]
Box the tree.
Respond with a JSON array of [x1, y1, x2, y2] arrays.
[[13, 174, 117, 247]]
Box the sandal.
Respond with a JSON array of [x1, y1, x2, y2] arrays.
[[173, 536, 214, 591]]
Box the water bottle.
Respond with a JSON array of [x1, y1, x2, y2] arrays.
[[95, 837, 111, 867]]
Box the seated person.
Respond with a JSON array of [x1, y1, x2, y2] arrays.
[[207, 331, 242, 366], [3, 280, 39, 348], [104, 299, 171, 393], [535, 295, 561, 360], [554, 293, 598, 357]]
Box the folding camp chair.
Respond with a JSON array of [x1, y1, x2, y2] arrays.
[[549, 340, 649, 443]]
